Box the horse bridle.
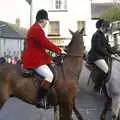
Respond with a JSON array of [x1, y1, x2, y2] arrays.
[[64, 47, 84, 57], [67, 53, 84, 57], [112, 56, 120, 62]]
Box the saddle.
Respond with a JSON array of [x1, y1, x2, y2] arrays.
[[17, 55, 64, 108], [85, 61, 98, 71], [17, 54, 64, 78], [18, 55, 63, 78], [17, 60, 57, 84]]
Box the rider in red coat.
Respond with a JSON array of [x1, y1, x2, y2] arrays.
[[21, 9, 61, 108], [22, 22, 61, 68]]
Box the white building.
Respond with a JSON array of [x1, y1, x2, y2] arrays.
[[0, 0, 118, 55], [32, 0, 96, 51], [0, 21, 27, 57]]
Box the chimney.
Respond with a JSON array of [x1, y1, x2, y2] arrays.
[[15, 18, 20, 27]]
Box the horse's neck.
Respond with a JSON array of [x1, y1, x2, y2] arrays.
[[64, 56, 83, 68], [62, 56, 83, 78]]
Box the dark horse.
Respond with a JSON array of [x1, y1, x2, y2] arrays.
[[0, 29, 84, 120]]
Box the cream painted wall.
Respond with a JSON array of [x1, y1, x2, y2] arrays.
[[32, 0, 95, 50]]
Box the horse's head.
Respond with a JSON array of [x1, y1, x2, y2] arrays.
[[64, 28, 84, 56]]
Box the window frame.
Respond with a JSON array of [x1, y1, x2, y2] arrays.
[[48, 21, 60, 36], [49, 0, 68, 12]]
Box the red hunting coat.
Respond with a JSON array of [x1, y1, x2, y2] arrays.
[[22, 23, 61, 69]]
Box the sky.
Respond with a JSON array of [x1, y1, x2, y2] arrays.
[[0, 0, 30, 28], [0, 0, 115, 28], [92, 0, 113, 2]]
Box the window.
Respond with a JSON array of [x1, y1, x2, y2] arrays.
[[48, 21, 60, 36], [77, 21, 86, 35], [56, 0, 62, 9], [49, 0, 67, 11]]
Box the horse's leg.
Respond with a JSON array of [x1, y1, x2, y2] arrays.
[[73, 98, 83, 120], [112, 97, 120, 120], [0, 84, 11, 109], [54, 106, 59, 120], [59, 100, 73, 120], [100, 97, 112, 120], [117, 110, 120, 120]]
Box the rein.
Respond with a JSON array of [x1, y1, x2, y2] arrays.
[[112, 56, 120, 62], [66, 53, 84, 57]]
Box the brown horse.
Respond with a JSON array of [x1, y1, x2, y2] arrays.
[[0, 28, 84, 120]]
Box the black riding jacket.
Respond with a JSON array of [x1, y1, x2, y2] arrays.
[[88, 30, 115, 62]]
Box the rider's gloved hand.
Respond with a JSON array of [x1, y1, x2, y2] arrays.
[[111, 54, 117, 58], [61, 50, 67, 55], [111, 54, 114, 58], [114, 53, 118, 57]]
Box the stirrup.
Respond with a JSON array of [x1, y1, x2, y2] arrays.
[[36, 98, 46, 109], [36, 97, 51, 109], [44, 97, 52, 109]]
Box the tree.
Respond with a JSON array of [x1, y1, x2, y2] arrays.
[[100, 4, 120, 22], [100, 3, 120, 51]]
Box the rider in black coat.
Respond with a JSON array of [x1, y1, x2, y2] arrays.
[[87, 19, 115, 92], [88, 28, 115, 62]]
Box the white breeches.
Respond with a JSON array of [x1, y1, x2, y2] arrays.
[[34, 65, 53, 83], [94, 59, 109, 74]]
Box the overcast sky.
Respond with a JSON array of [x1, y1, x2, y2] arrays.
[[92, 0, 113, 2], [0, 0, 30, 28]]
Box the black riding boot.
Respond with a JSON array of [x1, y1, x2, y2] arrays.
[[93, 71, 107, 93], [36, 87, 47, 108], [36, 80, 51, 109]]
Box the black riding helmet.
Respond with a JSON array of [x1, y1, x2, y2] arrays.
[[96, 19, 109, 29], [36, 9, 49, 22]]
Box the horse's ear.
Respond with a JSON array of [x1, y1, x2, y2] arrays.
[[80, 27, 84, 34], [68, 29, 74, 36]]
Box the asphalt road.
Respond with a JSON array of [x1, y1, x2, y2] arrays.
[[0, 65, 112, 120], [0, 92, 112, 120]]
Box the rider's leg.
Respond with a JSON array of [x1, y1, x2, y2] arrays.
[[34, 65, 53, 108], [94, 59, 109, 91], [94, 59, 109, 74]]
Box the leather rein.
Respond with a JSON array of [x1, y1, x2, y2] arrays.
[[64, 52, 84, 57], [112, 56, 120, 62]]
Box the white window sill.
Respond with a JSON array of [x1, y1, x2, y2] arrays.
[[48, 9, 68, 12]]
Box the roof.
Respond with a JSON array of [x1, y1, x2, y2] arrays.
[[91, 2, 115, 19], [0, 21, 27, 39]]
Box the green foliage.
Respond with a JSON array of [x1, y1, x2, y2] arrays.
[[100, 5, 120, 22]]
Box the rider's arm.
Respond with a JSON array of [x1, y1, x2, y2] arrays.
[[92, 34, 111, 57], [33, 27, 61, 55]]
